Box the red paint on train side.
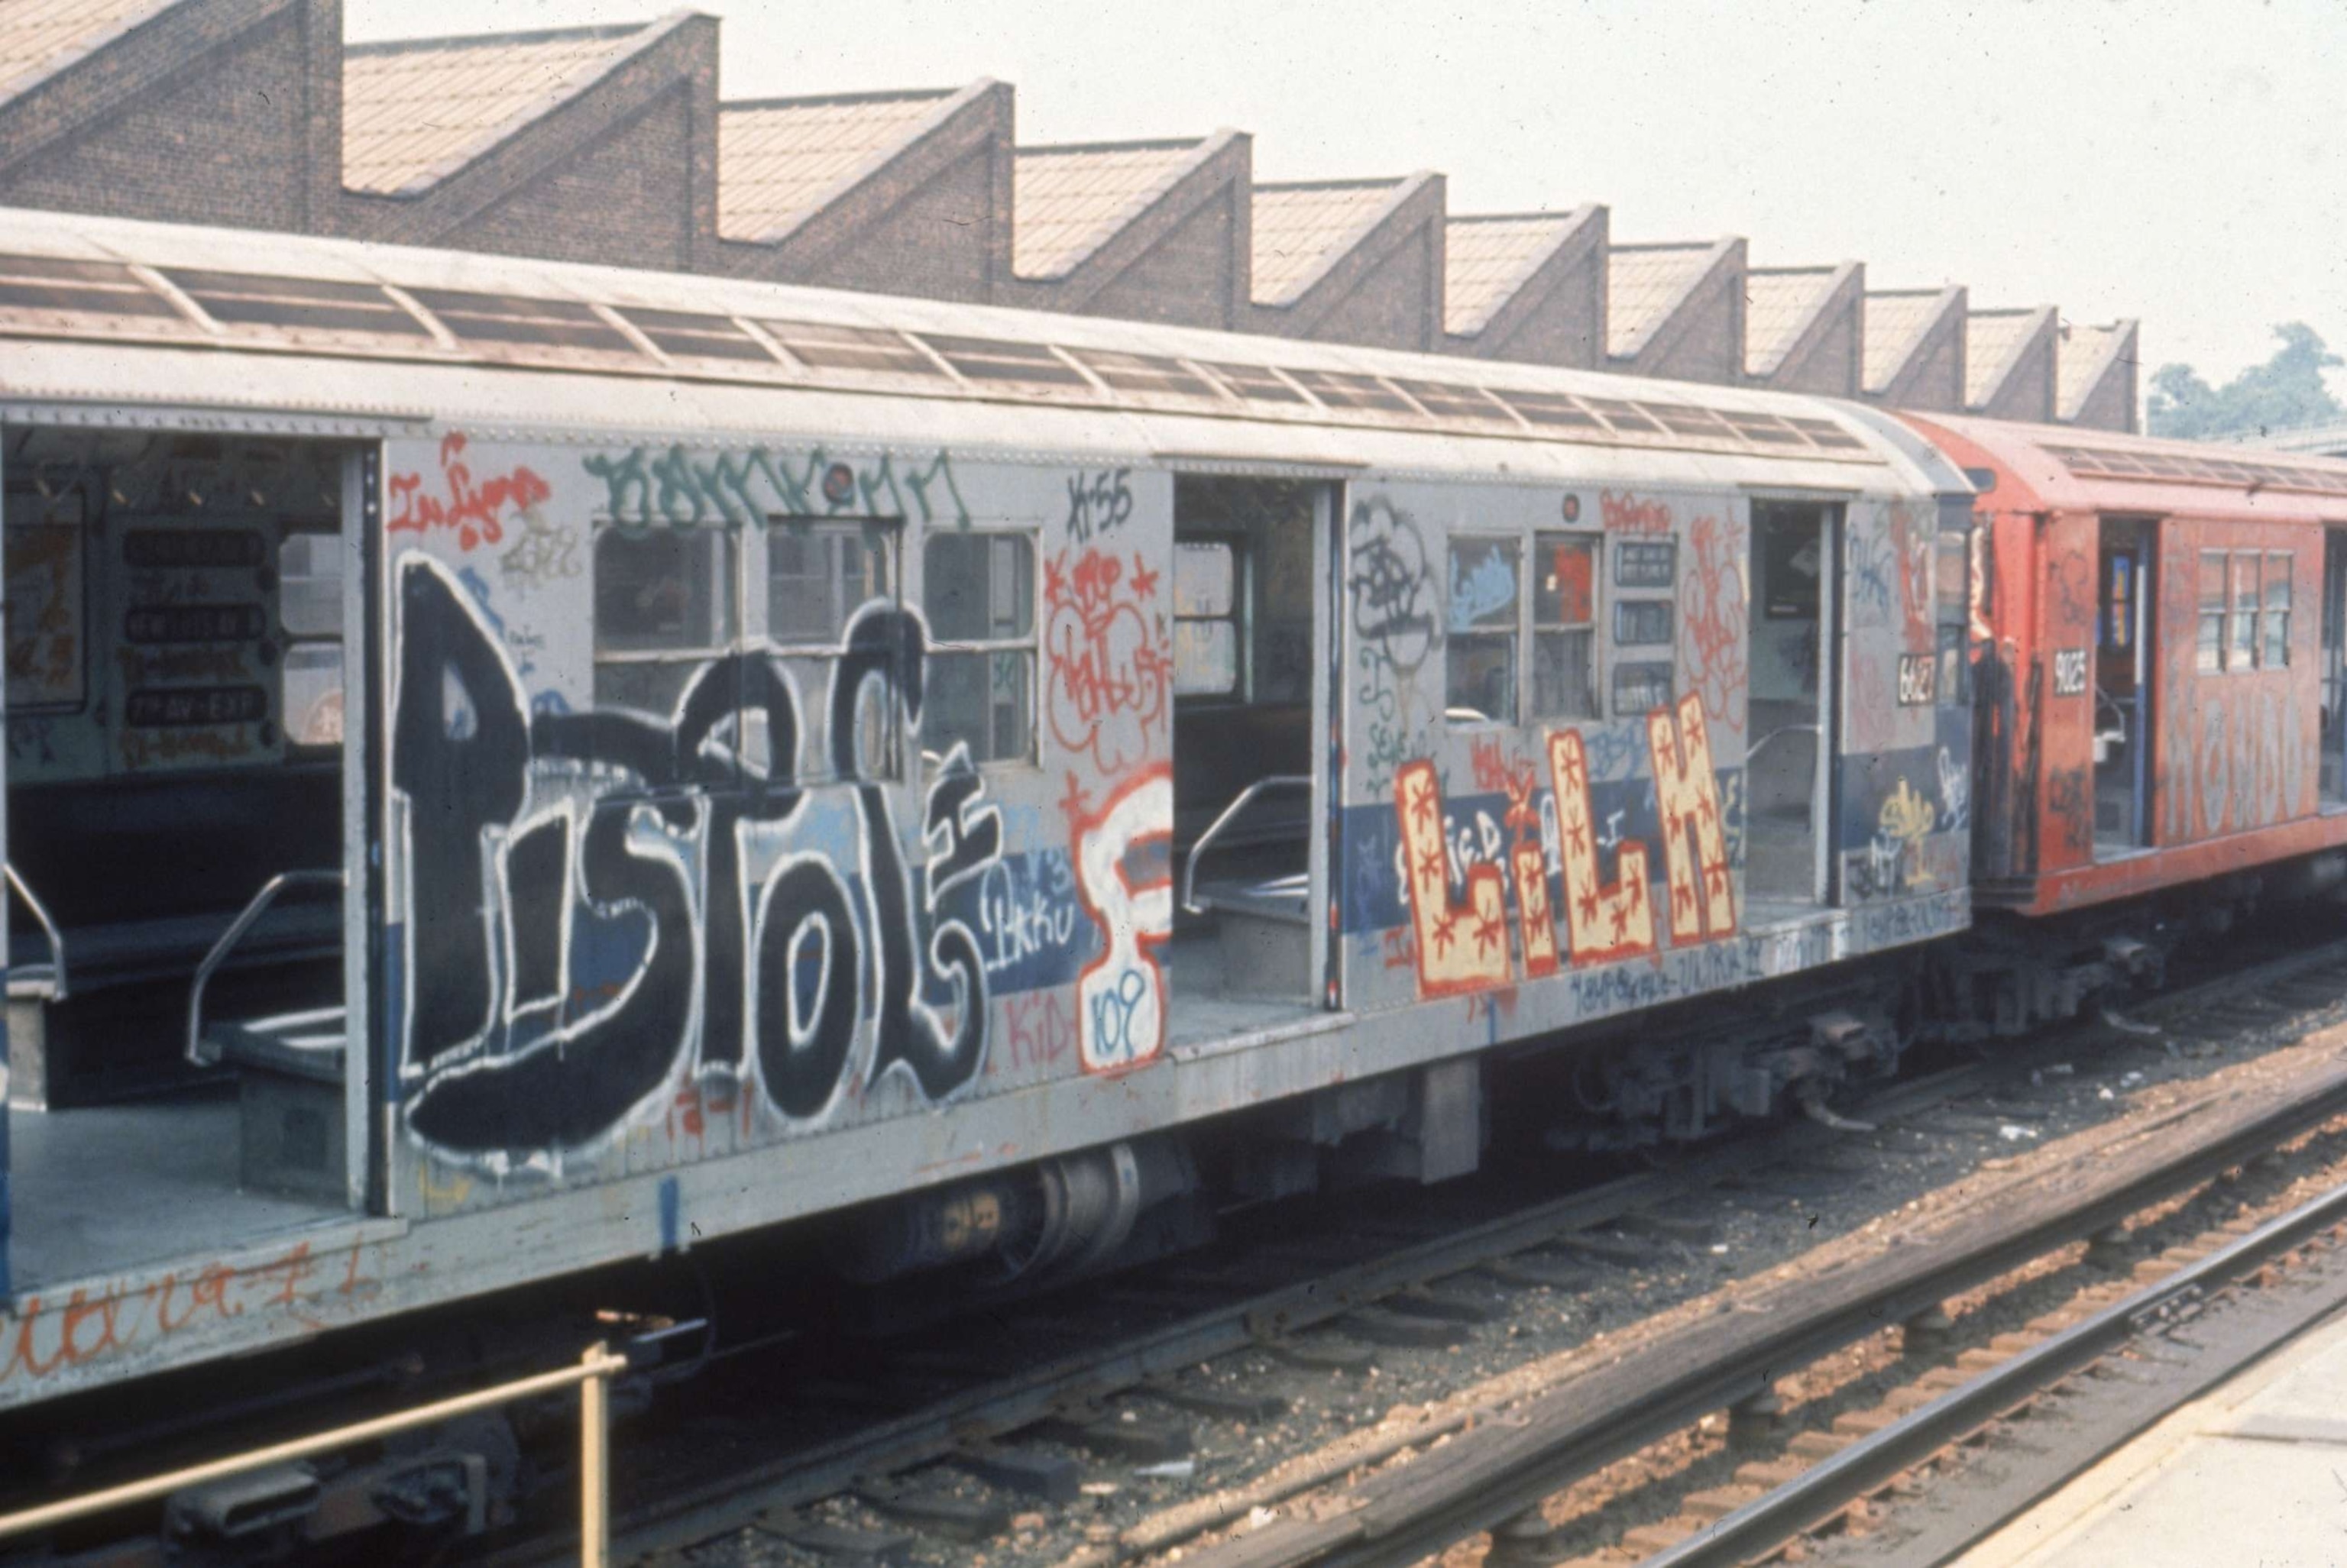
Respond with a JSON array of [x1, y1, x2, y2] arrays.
[[1903, 412, 2347, 918]]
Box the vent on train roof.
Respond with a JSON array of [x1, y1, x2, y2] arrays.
[[1720, 410, 1808, 446], [1068, 348, 1225, 401], [2048, 442, 2347, 496], [1785, 415, 1866, 451], [621, 306, 775, 364], [405, 287, 639, 356], [0, 254, 180, 320], [1640, 403, 1734, 438], [1492, 389, 1603, 431], [761, 318, 942, 377], [1581, 398, 1669, 435], [0, 247, 1889, 467], [1199, 361, 1309, 405], [1285, 369, 1417, 415], [1392, 379, 1514, 422], [920, 334, 1093, 391], [165, 269, 430, 338]]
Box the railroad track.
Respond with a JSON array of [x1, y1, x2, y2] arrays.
[[448, 933, 2347, 1568]]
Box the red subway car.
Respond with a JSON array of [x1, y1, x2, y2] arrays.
[[1908, 414, 2347, 918]]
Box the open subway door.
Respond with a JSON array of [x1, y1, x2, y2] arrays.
[[1167, 477, 1338, 1041]]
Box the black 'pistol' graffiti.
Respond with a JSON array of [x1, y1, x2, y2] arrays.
[[391, 556, 999, 1159]]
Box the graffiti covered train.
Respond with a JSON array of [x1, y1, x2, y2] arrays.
[[3, 204, 2347, 1412]]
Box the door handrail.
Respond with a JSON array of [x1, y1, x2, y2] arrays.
[[186, 869, 345, 1068], [5, 862, 67, 1001], [1746, 723, 1821, 766], [1182, 776, 1312, 917]]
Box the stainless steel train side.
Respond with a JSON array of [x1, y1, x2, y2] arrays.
[[0, 205, 1970, 1407]]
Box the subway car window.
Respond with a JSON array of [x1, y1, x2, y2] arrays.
[[769, 523, 889, 645], [1173, 539, 1239, 697], [1446, 535, 1520, 723], [593, 525, 736, 712], [1532, 532, 1599, 719], [924, 531, 1036, 765], [2198, 549, 2226, 672], [2229, 552, 2260, 671], [279, 529, 343, 751], [2264, 551, 2294, 668]]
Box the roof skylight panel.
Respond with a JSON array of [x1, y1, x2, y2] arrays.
[[1199, 362, 1310, 406], [404, 287, 641, 356], [163, 269, 431, 338], [620, 306, 779, 364], [759, 318, 944, 377], [918, 334, 1096, 392], [1283, 369, 1417, 415], [0, 254, 181, 320], [1070, 348, 1226, 401]]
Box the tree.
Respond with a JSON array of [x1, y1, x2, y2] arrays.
[[2147, 322, 2345, 439]]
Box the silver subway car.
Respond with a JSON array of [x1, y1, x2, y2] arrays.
[[0, 205, 1970, 1406]]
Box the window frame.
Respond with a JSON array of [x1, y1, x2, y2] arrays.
[[1530, 529, 1602, 721], [920, 527, 1040, 770], [762, 519, 895, 655], [1172, 532, 1248, 703], [278, 522, 345, 756], [1444, 532, 1524, 729], [2198, 546, 2294, 676], [2263, 548, 2294, 670], [2197, 548, 2227, 674]]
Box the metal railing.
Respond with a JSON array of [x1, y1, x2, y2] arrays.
[[1181, 776, 1312, 916], [0, 1342, 629, 1563], [1745, 722, 1820, 768], [5, 862, 66, 1001], [185, 869, 344, 1067]]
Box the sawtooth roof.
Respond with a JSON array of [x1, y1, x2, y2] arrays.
[[2058, 319, 2131, 418], [1444, 212, 1577, 336], [1607, 241, 1714, 357], [719, 86, 964, 244], [342, 20, 669, 197], [1251, 178, 1403, 306], [0, 0, 174, 100], [1743, 266, 1838, 377], [1014, 137, 1211, 280], [1965, 307, 2041, 406], [1863, 289, 1947, 392]]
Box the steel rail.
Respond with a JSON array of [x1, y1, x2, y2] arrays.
[[519, 935, 2347, 1566], [579, 1065, 1990, 1566], [1179, 973, 2347, 1568], [1643, 1172, 2347, 1568]]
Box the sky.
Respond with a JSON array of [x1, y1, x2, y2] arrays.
[[347, 0, 2347, 396]]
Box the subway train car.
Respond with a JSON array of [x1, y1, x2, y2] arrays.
[[0, 205, 1980, 1409], [1907, 414, 2347, 913]]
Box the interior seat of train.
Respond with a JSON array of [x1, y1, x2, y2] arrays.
[[5, 431, 357, 1291]]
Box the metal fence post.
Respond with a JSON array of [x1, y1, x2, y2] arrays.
[[580, 1342, 610, 1568]]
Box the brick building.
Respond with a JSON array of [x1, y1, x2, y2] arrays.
[[0, 0, 2140, 428]]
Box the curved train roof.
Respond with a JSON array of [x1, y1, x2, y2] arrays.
[[1905, 412, 2347, 527], [0, 205, 1965, 499]]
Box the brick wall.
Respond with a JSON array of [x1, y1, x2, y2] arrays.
[[460, 86, 697, 271], [794, 142, 1004, 303], [1077, 185, 1241, 328], [0, 0, 323, 232], [1767, 302, 1860, 396]]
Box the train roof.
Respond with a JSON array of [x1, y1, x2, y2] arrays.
[[0, 205, 1966, 499], [1905, 412, 2347, 526]]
